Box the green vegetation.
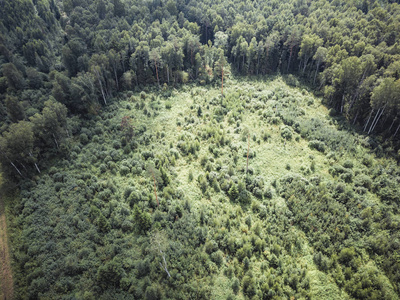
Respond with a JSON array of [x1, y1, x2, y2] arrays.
[[1, 0, 400, 299], [2, 78, 399, 299]]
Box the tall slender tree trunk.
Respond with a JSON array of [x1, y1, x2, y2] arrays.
[[389, 118, 396, 131], [368, 108, 381, 134], [166, 65, 170, 84], [29, 152, 40, 173], [154, 59, 160, 87], [313, 61, 320, 85], [10, 161, 23, 176], [369, 105, 386, 134], [94, 68, 107, 105], [364, 109, 374, 132], [1, 151, 23, 177], [302, 57, 309, 74], [340, 94, 345, 113], [352, 110, 359, 125], [160, 250, 171, 277], [114, 65, 119, 91], [287, 45, 294, 73], [265, 46, 270, 74], [394, 122, 400, 137]]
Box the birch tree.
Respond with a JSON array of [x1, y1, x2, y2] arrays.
[[150, 230, 171, 278]]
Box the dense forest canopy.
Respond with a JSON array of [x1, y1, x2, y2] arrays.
[[1, 0, 400, 178], [1, 0, 400, 299]]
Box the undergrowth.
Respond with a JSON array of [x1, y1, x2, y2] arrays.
[[6, 77, 400, 300]]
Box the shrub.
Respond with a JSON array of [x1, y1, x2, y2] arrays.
[[113, 140, 121, 149], [211, 250, 224, 267], [281, 126, 293, 140], [128, 191, 141, 207], [198, 175, 208, 193], [188, 170, 194, 182], [80, 133, 89, 145], [120, 166, 130, 176], [238, 190, 251, 205], [354, 174, 372, 189], [308, 140, 326, 153], [228, 184, 239, 201], [53, 172, 64, 182], [99, 164, 107, 173], [340, 170, 353, 183], [54, 182, 63, 192], [212, 178, 220, 192], [200, 156, 208, 167], [232, 278, 240, 294], [145, 284, 163, 300], [205, 240, 218, 254], [343, 160, 354, 169], [121, 220, 133, 232], [362, 156, 373, 167]]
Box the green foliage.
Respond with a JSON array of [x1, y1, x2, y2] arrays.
[[308, 140, 326, 153], [232, 277, 240, 295], [281, 126, 293, 140], [3, 8, 400, 295], [133, 204, 151, 234]]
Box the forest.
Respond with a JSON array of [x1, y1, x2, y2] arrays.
[[0, 0, 400, 299]]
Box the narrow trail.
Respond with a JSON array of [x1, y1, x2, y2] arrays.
[[0, 198, 14, 300]]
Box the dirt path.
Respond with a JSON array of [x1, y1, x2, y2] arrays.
[[0, 198, 14, 300]]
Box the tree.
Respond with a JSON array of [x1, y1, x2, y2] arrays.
[[70, 72, 98, 114], [97, 0, 106, 19], [0, 121, 39, 176], [150, 230, 171, 278], [298, 34, 323, 74], [5, 95, 25, 122], [149, 48, 162, 87], [62, 39, 85, 77], [366, 78, 400, 134], [346, 54, 376, 116], [90, 54, 112, 105], [337, 56, 362, 113], [2, 63, 24, 90], [52, 71, 72, 108], [214, 49, 229, 96], [263, 32, 280, 74], [313, 47, 328, 84], [186, 35, 201, 66], [30, 100, 68, 150], [285, 28, 301, 73], [213, 31, 228, 52], [113, 0, 125, 17], [108, 49, 122, 91], [133, 204, 151, 234], [131, 41, 150, 84]]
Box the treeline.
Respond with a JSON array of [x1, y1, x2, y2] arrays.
[[1, 0, 400, 178]]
